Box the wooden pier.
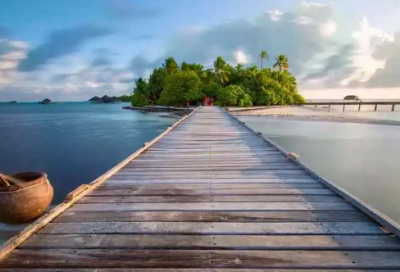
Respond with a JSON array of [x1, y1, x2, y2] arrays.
[[303, 101, 400, 112], [1, 106, 400, 270]]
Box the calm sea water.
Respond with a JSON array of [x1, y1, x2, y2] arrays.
[[240, 116, 400, 225], [0, 103, 174, 203]]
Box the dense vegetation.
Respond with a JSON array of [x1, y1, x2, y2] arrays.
[[129, 51, 305, 107]]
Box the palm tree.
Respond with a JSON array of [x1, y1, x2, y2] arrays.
[[259, 50, 269, 70], [235, 63, 243, 70], [202, 69, 215, 84], [162, 57, 179, 74], [213, 56, 229, 84], [273, 54, 289, 72]]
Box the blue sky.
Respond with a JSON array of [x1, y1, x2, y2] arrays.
[[1, 0, 400, 101]]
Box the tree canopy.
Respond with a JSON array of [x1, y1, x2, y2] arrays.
[[344, 95, 361, 101], [129, 51, 305, 107]]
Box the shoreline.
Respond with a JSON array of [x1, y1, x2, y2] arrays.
[[231, 106, 400, 126]]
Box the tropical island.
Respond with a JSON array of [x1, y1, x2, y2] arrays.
[[89, 95, 122, 103], [125, 51, 305, 108], [39, 98, 52, 104]]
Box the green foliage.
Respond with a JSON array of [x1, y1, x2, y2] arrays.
[[163, 57, 179, 75], [259, 50, 269, 70], [273, 54, 289, 72], [131, 77, 150, 106], [257, 87, 276, 105], [238, 93, 253, 107], [147, 68, 166, 103], [158, 71, 202, 106], [293, 92, 306, 104], [217, 85, 244, 106], [123, 53, 304, 108], [119, 95, 133, 102], [214, 56, 230, 85], [202, 83, 222, 97], [131, 93, 148, 107]]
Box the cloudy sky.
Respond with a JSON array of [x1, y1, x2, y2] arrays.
[[1, 0, 400, 101]]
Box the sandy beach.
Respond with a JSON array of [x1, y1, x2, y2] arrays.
[[230, 106, 400, 126]]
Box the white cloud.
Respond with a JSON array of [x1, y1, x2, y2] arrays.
[[150, 0, 338, 77], [339, 17, 394, 85], [320, 20, 337, 37], [86, 81, 99, 88], [265, 10, 283, 22], [65, 83, 78, 92], [300, 14, 397, 92], [234, 50, 250, 64], [122, 1, 400, 98], [3, 1, 400, 100], [0, 51, 133, 100], [0, 39, 27, 86]]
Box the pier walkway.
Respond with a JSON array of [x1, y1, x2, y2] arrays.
[[1, 106, 400, 270]]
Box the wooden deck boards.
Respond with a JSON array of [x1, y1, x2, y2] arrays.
[[1, 106, 400, 270]]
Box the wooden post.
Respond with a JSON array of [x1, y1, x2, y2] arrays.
[[342, 104, 345, 112], [358, 103, 361, 112], [328, 104, 330, 109], [392, 104, 395, 111], [374, 104, 378, 111]]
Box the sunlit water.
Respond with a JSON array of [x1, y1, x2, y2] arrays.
[[0, 102, 174, 204], [240, 116, 400, 224]]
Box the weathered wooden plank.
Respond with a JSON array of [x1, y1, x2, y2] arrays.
[[111, 174, 311, 180], [130, 160, 291, 165], [111, 175, 312, 180], [117, 169, 306, 174], [152, 145, 272, 149], [39, 222, 382, 235], [22, 234, 400, 250], [133, 156, 284, 159], [78, 195, 343, 203], [123, 165, 301, 170], [54, 210, 372, 223], [106, 178, 318, 184], [150, 148, 277, 152], [134, 157, 288, 161], [144, 151, 282, 155], [138, 154, 283, 158], [89, 188, 335, 196], [68, 201, 354, 212], [98, 183, 326, 189], [2, 249, 400, 268], [10, 269, 400, 272]]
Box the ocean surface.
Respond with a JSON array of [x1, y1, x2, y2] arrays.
[[239, 115, 400, 225], [0, 102, 175, 203]]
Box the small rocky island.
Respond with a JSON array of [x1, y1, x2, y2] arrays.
[[89, 95, 121, 103], [39, 98, 51, 104]]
